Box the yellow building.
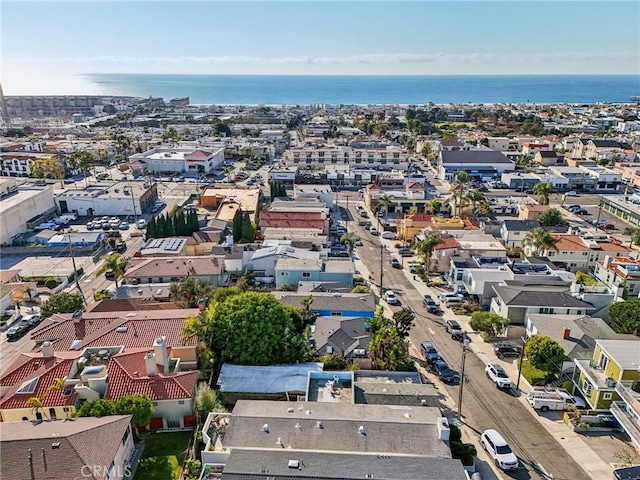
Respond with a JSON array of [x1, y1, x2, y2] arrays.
[[431, 216, 465, 230], [573, 339, 640, 410]]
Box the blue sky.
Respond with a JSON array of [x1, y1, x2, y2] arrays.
[[2, 1, 639, 94]]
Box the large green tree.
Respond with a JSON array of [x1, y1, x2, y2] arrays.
[[537, 208, 568, 227], [30, 158, 65, 186], [41, 292, 85, 318], [75, 398, 116, 417], [114, 393, 154, 434], [448, 171, 471, 216], [624, 227, 640, 248], [169, 277, 215, 308], [469, 311, 510, 337], [391, 308, 415, 338], [232, 208, 243, 243], [195, 383, 226, 422], [211, 291, 307, 365], [340, 232, 357, 256], [240, 212, 254, 243], [524, 335, 565, 373], [368, 309, 414, 371], [523, 227, 560, 256], [609, 299, 640, 335], [67, 151, 96, 185]]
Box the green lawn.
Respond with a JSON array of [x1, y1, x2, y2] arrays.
[[134, 431, 193, 480], [518, 359, 556, 386]]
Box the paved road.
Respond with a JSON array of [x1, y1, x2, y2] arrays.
[[340, 195, 588, 480]]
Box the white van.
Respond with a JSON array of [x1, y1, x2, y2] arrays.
[[369, 227, 379, 235], [138, 219, 147, 229], [34, 222, 60, 231], [444, 297, 463, 307]]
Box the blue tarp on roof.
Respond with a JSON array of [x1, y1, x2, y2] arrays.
[[218, 362, 324, 394]]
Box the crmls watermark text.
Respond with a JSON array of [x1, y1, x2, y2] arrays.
[[81, 465, 132, 478]]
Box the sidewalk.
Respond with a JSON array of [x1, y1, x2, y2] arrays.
[[398, 264, 614, 480]]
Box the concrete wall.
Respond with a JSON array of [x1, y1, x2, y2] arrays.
[[0, 187, 55, 245]]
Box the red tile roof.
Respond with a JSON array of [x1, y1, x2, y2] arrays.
[[0, 353, 79, 410], [553, 234, 630, 253], [31, 309, 199, 351], [435, 237, 460, 250], [187, 150, 212, 158], [105, 349, 198, 401]]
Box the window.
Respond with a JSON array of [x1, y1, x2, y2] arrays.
[[63, 407, 71, 412], [122, 426, 130, 445], [582, 379, 593, 396], [49, 408, 57, 419], [302, 272, 311, 278], [22, 417, 28, 421], [152, 402, 158, 406], [539, 307, 554, 314], [178, 400, 185, 405], [603, 392, 613, 400], [599, 353, 609, 370], [158, 277, 164, 283], [330, 312, 342, 316]]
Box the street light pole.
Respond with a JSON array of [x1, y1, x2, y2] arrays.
[[379, 243, 384, 295], [126, 186, 137, 223]]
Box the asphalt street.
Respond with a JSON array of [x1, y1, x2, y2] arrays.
[[340, 192, 589, 480]]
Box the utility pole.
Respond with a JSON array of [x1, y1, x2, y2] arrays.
[[69, 237, 87, 305], [457, 331, 469, 420], [594, 194, 604, 230], [379, 244, 384, 294], [516, 336, 526, 390]]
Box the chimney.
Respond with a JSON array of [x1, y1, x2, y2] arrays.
[[144, 352, 157, 377], [603, 255, 612, 269], [562, 328, 571, 340], [197, 298, 207, 312], [42, 341, 54, 359], [73, 311, 85, 339], [153, 336, 169, 372]]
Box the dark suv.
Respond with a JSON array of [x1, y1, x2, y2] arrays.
[[494, 342, 522, 359], [420, 341, 440, 365], [429, 360, 459, 384]]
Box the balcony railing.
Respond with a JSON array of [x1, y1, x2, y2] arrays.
[[616, 381, 640, 414], [610, 402, 640, 450]]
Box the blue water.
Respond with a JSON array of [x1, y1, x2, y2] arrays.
[[86, 74, 639, 105]]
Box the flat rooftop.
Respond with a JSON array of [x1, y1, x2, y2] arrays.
[[0, 187, 52, 213]]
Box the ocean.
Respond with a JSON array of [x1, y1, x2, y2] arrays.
[[86, 74, 639, 105]]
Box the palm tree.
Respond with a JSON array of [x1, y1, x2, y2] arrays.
[[467, 190, 487, 215], [416, 232, 443, 281], [48, 377, 66, 392], [222, 167, 233, 183], [27, 393, 49, 420], [376, 194, 395, 228], [523, 227, 560, 256], [623, 227, 640, 248], [340, 232, 357, 256], [449, 172, 470, 216], [533, 182, 554, 205], [95, 253, 129, 288], [68, 151, 95, 187], [517, 153, 533, 170], [426, 199, 442, 214]]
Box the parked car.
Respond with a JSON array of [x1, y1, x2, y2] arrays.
[[445, 319, 463, 336], [118, 222, 129, 230], [613, 465, 640, 480], [385, 290, 399, 305], [408, 263, 419, 274], [423, 295, 440, 313], [420, 341, 441, 365], [381, 231, 398, 240], [363, 223, 372, 230], [397, 248, 414, 257], [359, 212, 369, 219], [369, 227, 379, 236], [566, 190, 578, 196], [428, 360, 459, 383], [573, 208, 589, 215], [439, 292, 463, 302], [6, 323, 29, 341], [565, 204, 581, 210], [481, 429, 519, 470], [21, 314, 42, 329], [105, 269, 116, 280], [494, 342, 522, 359], [138, 219, 147, 229], [389, 257, 401, 268], [485, 363, 513, 390]]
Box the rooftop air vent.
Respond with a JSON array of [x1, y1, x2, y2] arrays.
[[288, 460, 299, 469], [51, 443, 60, 449], [115, 327, 128, 333], [358, 426, 366, 435], [287, 408, 295, 413], [262, 424, 269, 433]]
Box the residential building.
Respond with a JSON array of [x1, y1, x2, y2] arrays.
[[521, 142, 554, 157], [0, 184, 56, 245], [293, 184, 334, 208], [0, 349, 81, 421], [129, 146, 225, 174], [611, 380, 640, 451], [0, 415, 134, 480], [261, 228, 327, 249], [123, 256, 224, 285], [200, 187, 261, 221], [259, 210, 328, 234], [437, 150, 516, 181], [275, 292, 376, 318], [532, 233, 631, 272], [138, 238, 188, 256], [284, 144, 409, 170], [619, 166, 640, 188], [30, 308, 200, 369], [490, 282, 596, 324], [363, 184, 427, 215], [525, 314, 635, 372], [55, 181, 158, 217], [594, 256, 640, 298], [0, 151, 60, 177], [500, 220, 542, 249], [104, 343, 199, 429], [200, 400, 466, 480], [312, 316, 370, 358], [247, 245, 321, 279], [535, 150, 566, 166], [274, 258, 354, 288], [573, 339, 640, 410], [518, 204, 550, 221], [501, 172, 540, 190]]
